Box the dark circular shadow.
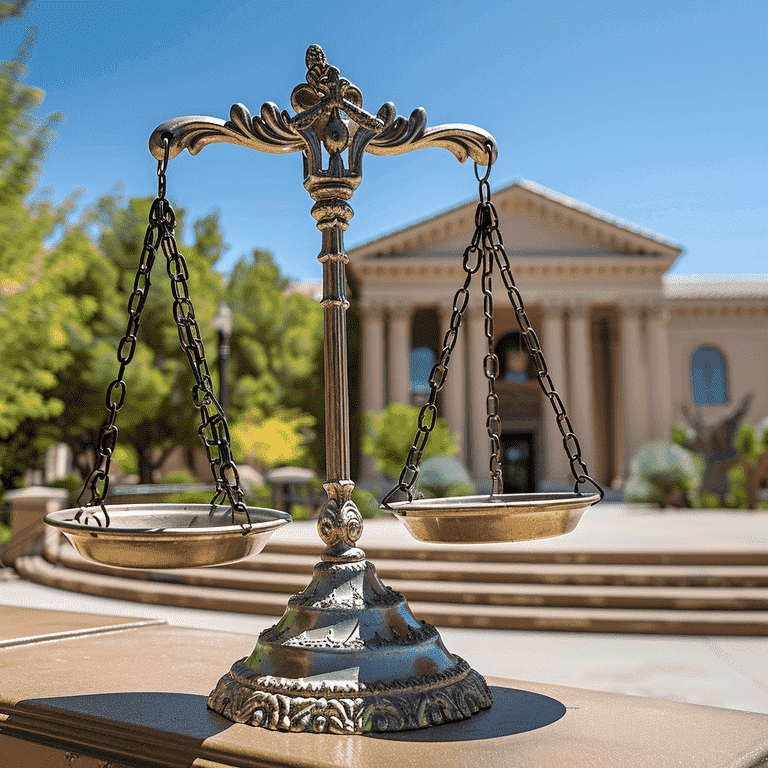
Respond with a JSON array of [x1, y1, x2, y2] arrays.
[[368, 685, 566, 742]]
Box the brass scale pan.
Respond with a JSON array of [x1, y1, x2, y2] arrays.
[[44, 491, 598, 569]]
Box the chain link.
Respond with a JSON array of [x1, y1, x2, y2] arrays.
[[476, 142, 603, 500], [76, 135, 251, 527], [383, 144, 603, 506], [481, 246, 503, 496], [380, 234, 481, 507]]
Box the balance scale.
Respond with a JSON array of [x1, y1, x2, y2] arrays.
[[45, 45, 602, 735]]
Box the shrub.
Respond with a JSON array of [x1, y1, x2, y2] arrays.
[[47, 473, 84, 506], [416, 455, 475, 499], [352, 487, 386, 519], [624, 441, 699, 507], [363, 404, 458, 480]]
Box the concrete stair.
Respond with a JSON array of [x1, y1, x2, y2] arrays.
[[11, 534, 768, 635]]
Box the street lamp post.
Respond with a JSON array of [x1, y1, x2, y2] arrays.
[[211, 301, 233, 419]]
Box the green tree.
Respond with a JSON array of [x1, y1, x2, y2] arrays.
[[225, 250, 324, 469], [48, 194, 228, 484], [0, 10, 98, 486]]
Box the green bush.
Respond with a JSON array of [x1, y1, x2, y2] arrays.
[[352, 487, 387, 519], [416, 455, 475, 499], [47, 473, 84, 506], [624, 441, 700, 507], [363, 404, 459, 480], [289, 504, 309, 521], [159, 470, 198, 486]]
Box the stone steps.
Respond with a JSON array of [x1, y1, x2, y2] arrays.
[[236, 550, 768, 587], [13, 554, 768, 635], [262, 540, 768, 567], [12, 539, 768, 634], [47, 546, 768, 610]]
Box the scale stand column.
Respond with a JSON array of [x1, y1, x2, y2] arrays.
[[150, 44, 497, 734]]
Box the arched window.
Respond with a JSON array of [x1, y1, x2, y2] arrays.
[[410, 346, 436, 394], [691, 345, 728, 405]]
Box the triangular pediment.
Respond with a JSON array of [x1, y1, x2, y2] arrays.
[[349, 180, 682, 262]]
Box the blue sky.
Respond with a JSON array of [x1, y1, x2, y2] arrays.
[[1, 0, 765, 282]]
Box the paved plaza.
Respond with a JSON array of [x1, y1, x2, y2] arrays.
[[2, 502, 767, 715]]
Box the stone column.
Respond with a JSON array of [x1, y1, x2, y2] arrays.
[[619, 302, 649, 473], [440, 299, 467, 463], [647, 304, 673, 442], [567, 304, 596, 477], [467, 306, 491, 489], [541, 302, 569, 490], [388, 301, 413, 407], [359, 302, 387, 482]]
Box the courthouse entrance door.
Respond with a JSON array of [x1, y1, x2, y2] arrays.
[[500, 432, 536, 493]]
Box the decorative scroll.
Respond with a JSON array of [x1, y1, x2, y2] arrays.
[[149, 102, 302, 161], [148, 45, 497, 170], [368, 107, 497, 166]]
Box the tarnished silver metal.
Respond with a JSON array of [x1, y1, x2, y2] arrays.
[[386, 492, 601, 545], [147, 45, 495, 733], [44, 504, 290, 569]]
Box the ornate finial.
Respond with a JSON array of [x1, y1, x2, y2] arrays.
[[305, 44, 326, 72]]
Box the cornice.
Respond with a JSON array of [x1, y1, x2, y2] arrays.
[[353, 254, 675, 283], [669, 298, 768, 320]]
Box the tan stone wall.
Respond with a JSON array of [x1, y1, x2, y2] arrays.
[[668, 305, 768, 427]]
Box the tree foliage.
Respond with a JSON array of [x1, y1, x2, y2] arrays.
[[0, 12, 94, 485], [0, 3, 325, 488], [225, 250, 324, 469], [48, 194, 227, 484], [363, 403, 459, 480]]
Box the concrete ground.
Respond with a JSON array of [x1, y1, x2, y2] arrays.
[[2, 502, 767, 715]]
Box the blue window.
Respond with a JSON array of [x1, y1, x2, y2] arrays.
[[691, 345, 728, 405], [410, 346, 436, 394]]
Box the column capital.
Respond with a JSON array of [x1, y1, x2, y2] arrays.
[[567, 301, 592, 321], [646, 303, 671, 323], [539, 300, 567, 321], [618, 300, 645, 320], [358, 299, 387, 319], [386, 299, 415, 319]]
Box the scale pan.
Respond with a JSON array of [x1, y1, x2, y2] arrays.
[[44, 503, 291, 569], [384, 492, 600, 544]]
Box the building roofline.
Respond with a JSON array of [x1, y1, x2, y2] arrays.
[[349, 178, 683, 255]]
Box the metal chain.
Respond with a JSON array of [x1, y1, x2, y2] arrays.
[[380, 232, 482, 507], [383, 144, 603, 506], [158, 199, 250, 526], [480, 246, 503, 496], [476, 142, 604, 500], [74, 140, 170, 526], [76, 135, 251, 527]]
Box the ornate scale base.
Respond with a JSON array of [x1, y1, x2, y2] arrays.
[[207, 555, 492, 733]]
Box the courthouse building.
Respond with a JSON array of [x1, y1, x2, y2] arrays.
[[348, 180, 768, 493]]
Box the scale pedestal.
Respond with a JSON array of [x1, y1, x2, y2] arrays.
[[207, 479, 491, 733]]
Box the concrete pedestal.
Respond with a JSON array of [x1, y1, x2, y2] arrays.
[[1, 607, 767, 767]]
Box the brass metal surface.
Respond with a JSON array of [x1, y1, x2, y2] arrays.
[[43, 504, 290, 569], [386, 492, 601, 544]]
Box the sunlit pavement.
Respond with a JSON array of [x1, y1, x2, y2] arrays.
[[2, 502, 767, 714]]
